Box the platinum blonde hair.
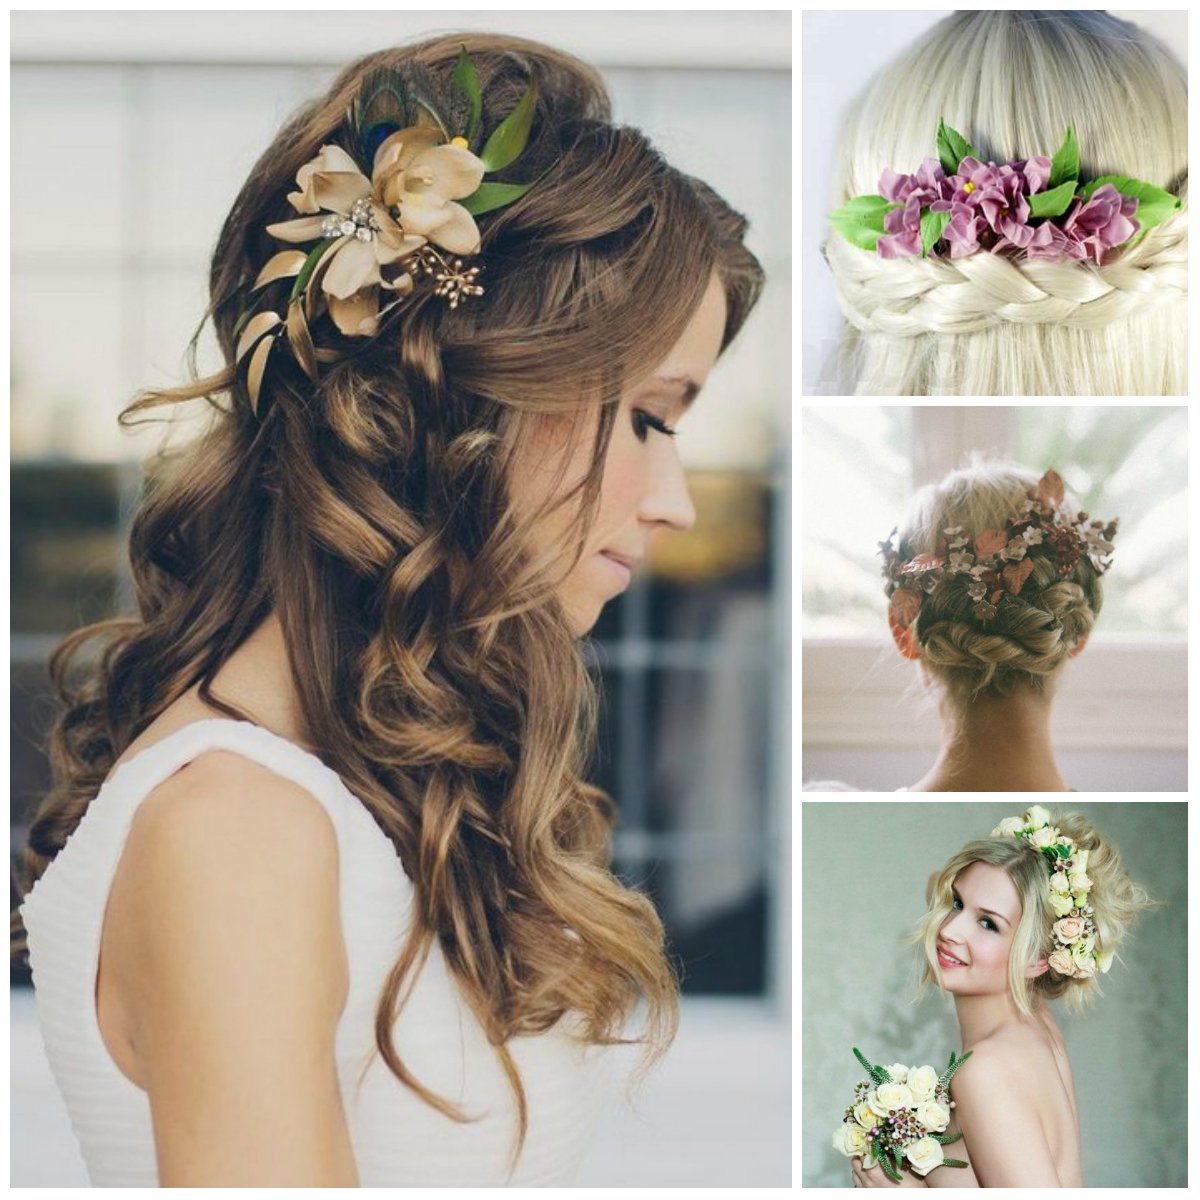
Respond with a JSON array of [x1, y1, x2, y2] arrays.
[[823, 11, 1187, 395], [896, 458, 1101, 709], [912, 811, 1156, 1017]]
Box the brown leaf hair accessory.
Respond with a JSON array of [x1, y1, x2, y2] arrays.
[[880, 469, 1118, 629]]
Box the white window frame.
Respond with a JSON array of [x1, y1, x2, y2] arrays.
[[803, 404, 1187, 755]]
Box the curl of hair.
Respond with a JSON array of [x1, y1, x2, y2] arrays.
[[897, 458, 1101, 707], [912, 810, 1157, 1017], [822, 10, 1188, 395], [10, 32, 764, 1174]]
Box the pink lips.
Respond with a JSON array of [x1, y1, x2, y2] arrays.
[[937, 943, 968, 969], [599, 551, 641, 589]]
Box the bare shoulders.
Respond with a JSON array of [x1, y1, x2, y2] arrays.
[[951, 1020, 1081, 1187], [98, 747, 349, 1093]]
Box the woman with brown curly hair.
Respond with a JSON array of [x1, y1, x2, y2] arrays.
[[12, 33, 763, 1186]]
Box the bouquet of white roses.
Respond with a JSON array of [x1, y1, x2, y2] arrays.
[[832, 1047, 971, 1182]]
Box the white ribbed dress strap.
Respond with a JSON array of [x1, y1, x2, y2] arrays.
[[18, 718, 401, 1186]]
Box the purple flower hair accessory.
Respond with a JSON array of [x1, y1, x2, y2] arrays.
[[828, 120, 1179, 266]]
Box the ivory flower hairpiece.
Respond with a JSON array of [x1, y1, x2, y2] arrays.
[[990, 807, 1114, 979], [235, 47, 538, 413], [830, 119, 1181, 264], [880, 469, 1118, 630]]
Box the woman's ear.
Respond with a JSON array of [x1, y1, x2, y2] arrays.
[[889, 614, 921, 661], [1068, 635, 1089, 659], [1026, 954, 1050, 980]]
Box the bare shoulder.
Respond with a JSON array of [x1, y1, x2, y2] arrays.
[[951, 1034, 1060, 1187], [108, 750, 356, 1184]]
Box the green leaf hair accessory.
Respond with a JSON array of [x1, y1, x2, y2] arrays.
[[832, 1048, 973, 1181], [236, 46, 540, 414], [991, 807, 1115, 978], [828, 118, 1181, 262]]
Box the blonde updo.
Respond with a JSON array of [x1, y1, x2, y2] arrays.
[[914, 810, 1156, 1016], [896, 459, 1102, 707]]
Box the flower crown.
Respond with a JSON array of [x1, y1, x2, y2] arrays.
[[991, 806, 1113, 979], [235, 47, 538, 413], [830, 119, 1181, 264], [880, 469, 1118, 630]]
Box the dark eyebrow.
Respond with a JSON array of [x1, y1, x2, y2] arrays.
[[951, 885, 1011, 927]]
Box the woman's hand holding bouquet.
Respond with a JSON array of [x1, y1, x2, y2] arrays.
[[833, 1048, 971, 1186]]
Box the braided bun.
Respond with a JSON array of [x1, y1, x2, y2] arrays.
[[898, 460, 1103, 705], [823, 10, 1187, 395]]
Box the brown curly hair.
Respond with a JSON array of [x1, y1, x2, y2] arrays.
[[10, 31, 764, 1170]]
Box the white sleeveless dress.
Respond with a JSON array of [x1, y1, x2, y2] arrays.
[[18, 719, 617, 1187]]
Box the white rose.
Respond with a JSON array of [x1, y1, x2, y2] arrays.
[[1049, 871, 1070, 895], [1069, 871, 1092, 894], [1047, 948, 1077, 976], [883, 1063, 909, 1084], [854, 1101, 879, 1129], [1031, 826, 1061, 849], [1026, 805, 1052, 829], [917, 1099, 951, 1133], [869, 1081, 914, 1116], [906, 1065, 939, 1105], [992, 816, 1025, 837], [905, 1136, 946, 1177], [1053, 916, 1087, 944], [833, 1123, 869, 1158], [1048, 891, 1075, 918]]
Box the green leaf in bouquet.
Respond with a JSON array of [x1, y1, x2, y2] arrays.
[[852, 1046, 892, 1085], [933, 1130, 965, 1145], [943, 1158, 970, 1169], [893, 1146, 904, 1176], [938, 1048, 971, 1089], [879, 1154, 902, 1183]]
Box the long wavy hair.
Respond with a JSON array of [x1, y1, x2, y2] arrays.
[[11, 32, 764, 1167]]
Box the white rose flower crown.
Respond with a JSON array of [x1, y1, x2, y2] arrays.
[[991, 806, 1115, 978]]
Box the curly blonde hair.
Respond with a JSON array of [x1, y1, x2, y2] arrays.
[[913, 810, 1156, 1016], [10, 32, 764, 1170], [823, 10, 1187, 395], [895, 459, 1102, 708]]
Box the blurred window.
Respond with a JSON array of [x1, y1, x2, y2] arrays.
[[804, 405, 1186, 641]]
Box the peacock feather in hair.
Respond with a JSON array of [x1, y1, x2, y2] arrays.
[[348, 49, 484, 166]]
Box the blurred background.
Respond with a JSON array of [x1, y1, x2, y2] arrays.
[[802, 405, 1186, 791], [10, 10, 791, 1187], [802, 801, 1187, 1187]]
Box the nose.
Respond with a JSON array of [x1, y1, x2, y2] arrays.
[[640, 443, 697, 533], [940, 910, 968, 942]]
